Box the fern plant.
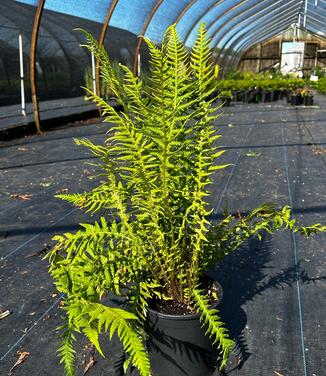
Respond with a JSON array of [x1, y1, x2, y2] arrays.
[[46, 24, 325, 376]]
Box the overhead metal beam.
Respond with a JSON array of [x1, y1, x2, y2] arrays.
[[30, 0, 45, 134], [96, 0, 119, 96], [217, 3, 300, 70], [230, 17, 298, 68], [303, 9, 326, 29], [182, 0, 224, 44], [211, 0, 294, 49], [133, 0, 164, 77], [174, 0, 198, 25], [204, 0, 250, 39], [214, 0, 299, 64], [234, 9, 307, 52], [230, 17, 298, 69]]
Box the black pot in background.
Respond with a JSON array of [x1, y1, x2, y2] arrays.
[[221, 97, 231, 106], [291, 95, 301, 106], [146, 283, 223, 376], [243, 90, 259, 104], [242, 90, 250, 103], [304, 96, 314, 106], [286, 90, 292, 103], [262, 90, 272, 102], [256, 89, 263, 103], [234, 91, 244, 101], [271, 90, 279, 101]]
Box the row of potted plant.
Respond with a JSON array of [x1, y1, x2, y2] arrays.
[[215, 74, 316, 106], [288, 88, 314, 106], [310, 76, 326, 95]]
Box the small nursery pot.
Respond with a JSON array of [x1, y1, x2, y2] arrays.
[[235, 91, 244, 101], [271, 90, 279, 101], [262, 90, 272, 102], [243, 90, 258, 103], [146, 282, 223, 376], [221, 97, 231, 106], [291, 95, 301, 106], [304, 96, 314, 106], [286, 90, 292, 103]]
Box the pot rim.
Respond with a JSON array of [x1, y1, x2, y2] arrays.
[[147, 280, 223, 320]]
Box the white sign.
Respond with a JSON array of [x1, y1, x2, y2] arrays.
[[281, 42, 305, 75]]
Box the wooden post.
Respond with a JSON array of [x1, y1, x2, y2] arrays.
[[30, 0, 45, 134]]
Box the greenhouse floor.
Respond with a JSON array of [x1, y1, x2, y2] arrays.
[[0, 97, 98, 140], [0, 96, 325, 376]]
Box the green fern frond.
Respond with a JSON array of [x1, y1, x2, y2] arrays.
[[79, 302, 151, 376], [190, 23, 215, 99], [192, 289, 234, 369], [57, 324, 76, 376]]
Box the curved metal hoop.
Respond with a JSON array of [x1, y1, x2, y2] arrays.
[[133, 0, 164, 77]]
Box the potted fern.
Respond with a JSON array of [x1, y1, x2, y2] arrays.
[[47, 25, 325, 376]]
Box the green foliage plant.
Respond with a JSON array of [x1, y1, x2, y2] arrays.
[[220, 89, 232, 98], [47, 24, 326, 376]]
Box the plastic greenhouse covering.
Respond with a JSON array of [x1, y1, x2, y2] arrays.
[[1, 0, 326, 105]]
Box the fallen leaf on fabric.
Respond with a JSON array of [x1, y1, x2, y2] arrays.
[[55, 188, 69, 194], [312, 146, 326, 155], [9, 351, 30, 375], [0, 309, 11, 320], [274, 371, 285, 376], [227, 123, 234, 128], [83, 355, 96, 375], [10, 193, 32, 201], [245, 151, 261, 157], [25, 244, 50, 258], [17, 147, 28, 151], [40, 181, 52, 187]]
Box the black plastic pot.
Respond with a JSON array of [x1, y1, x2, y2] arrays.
[[303, 96, 314, 106], [146, 283, 222, 376], [271, 90, 279, 101], [243, 90, 259, 103], [291, 95, 301, 106], [221, 97, 231, 106], [286, 90, 292, 103], [262, 90, 272, 102], [242, 90, 251, 103], [236, 91, 244, 101]]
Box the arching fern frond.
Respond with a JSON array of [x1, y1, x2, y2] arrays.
[[192, 289, 234, 369], [76, 302, 151, 376], [57, 324, 76, 376]]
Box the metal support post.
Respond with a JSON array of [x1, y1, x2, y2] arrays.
[[91, 52, 96, 94], [137, 53, 140, 77], [303, 0, 308, 27], [19, 34, 26, 116]]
